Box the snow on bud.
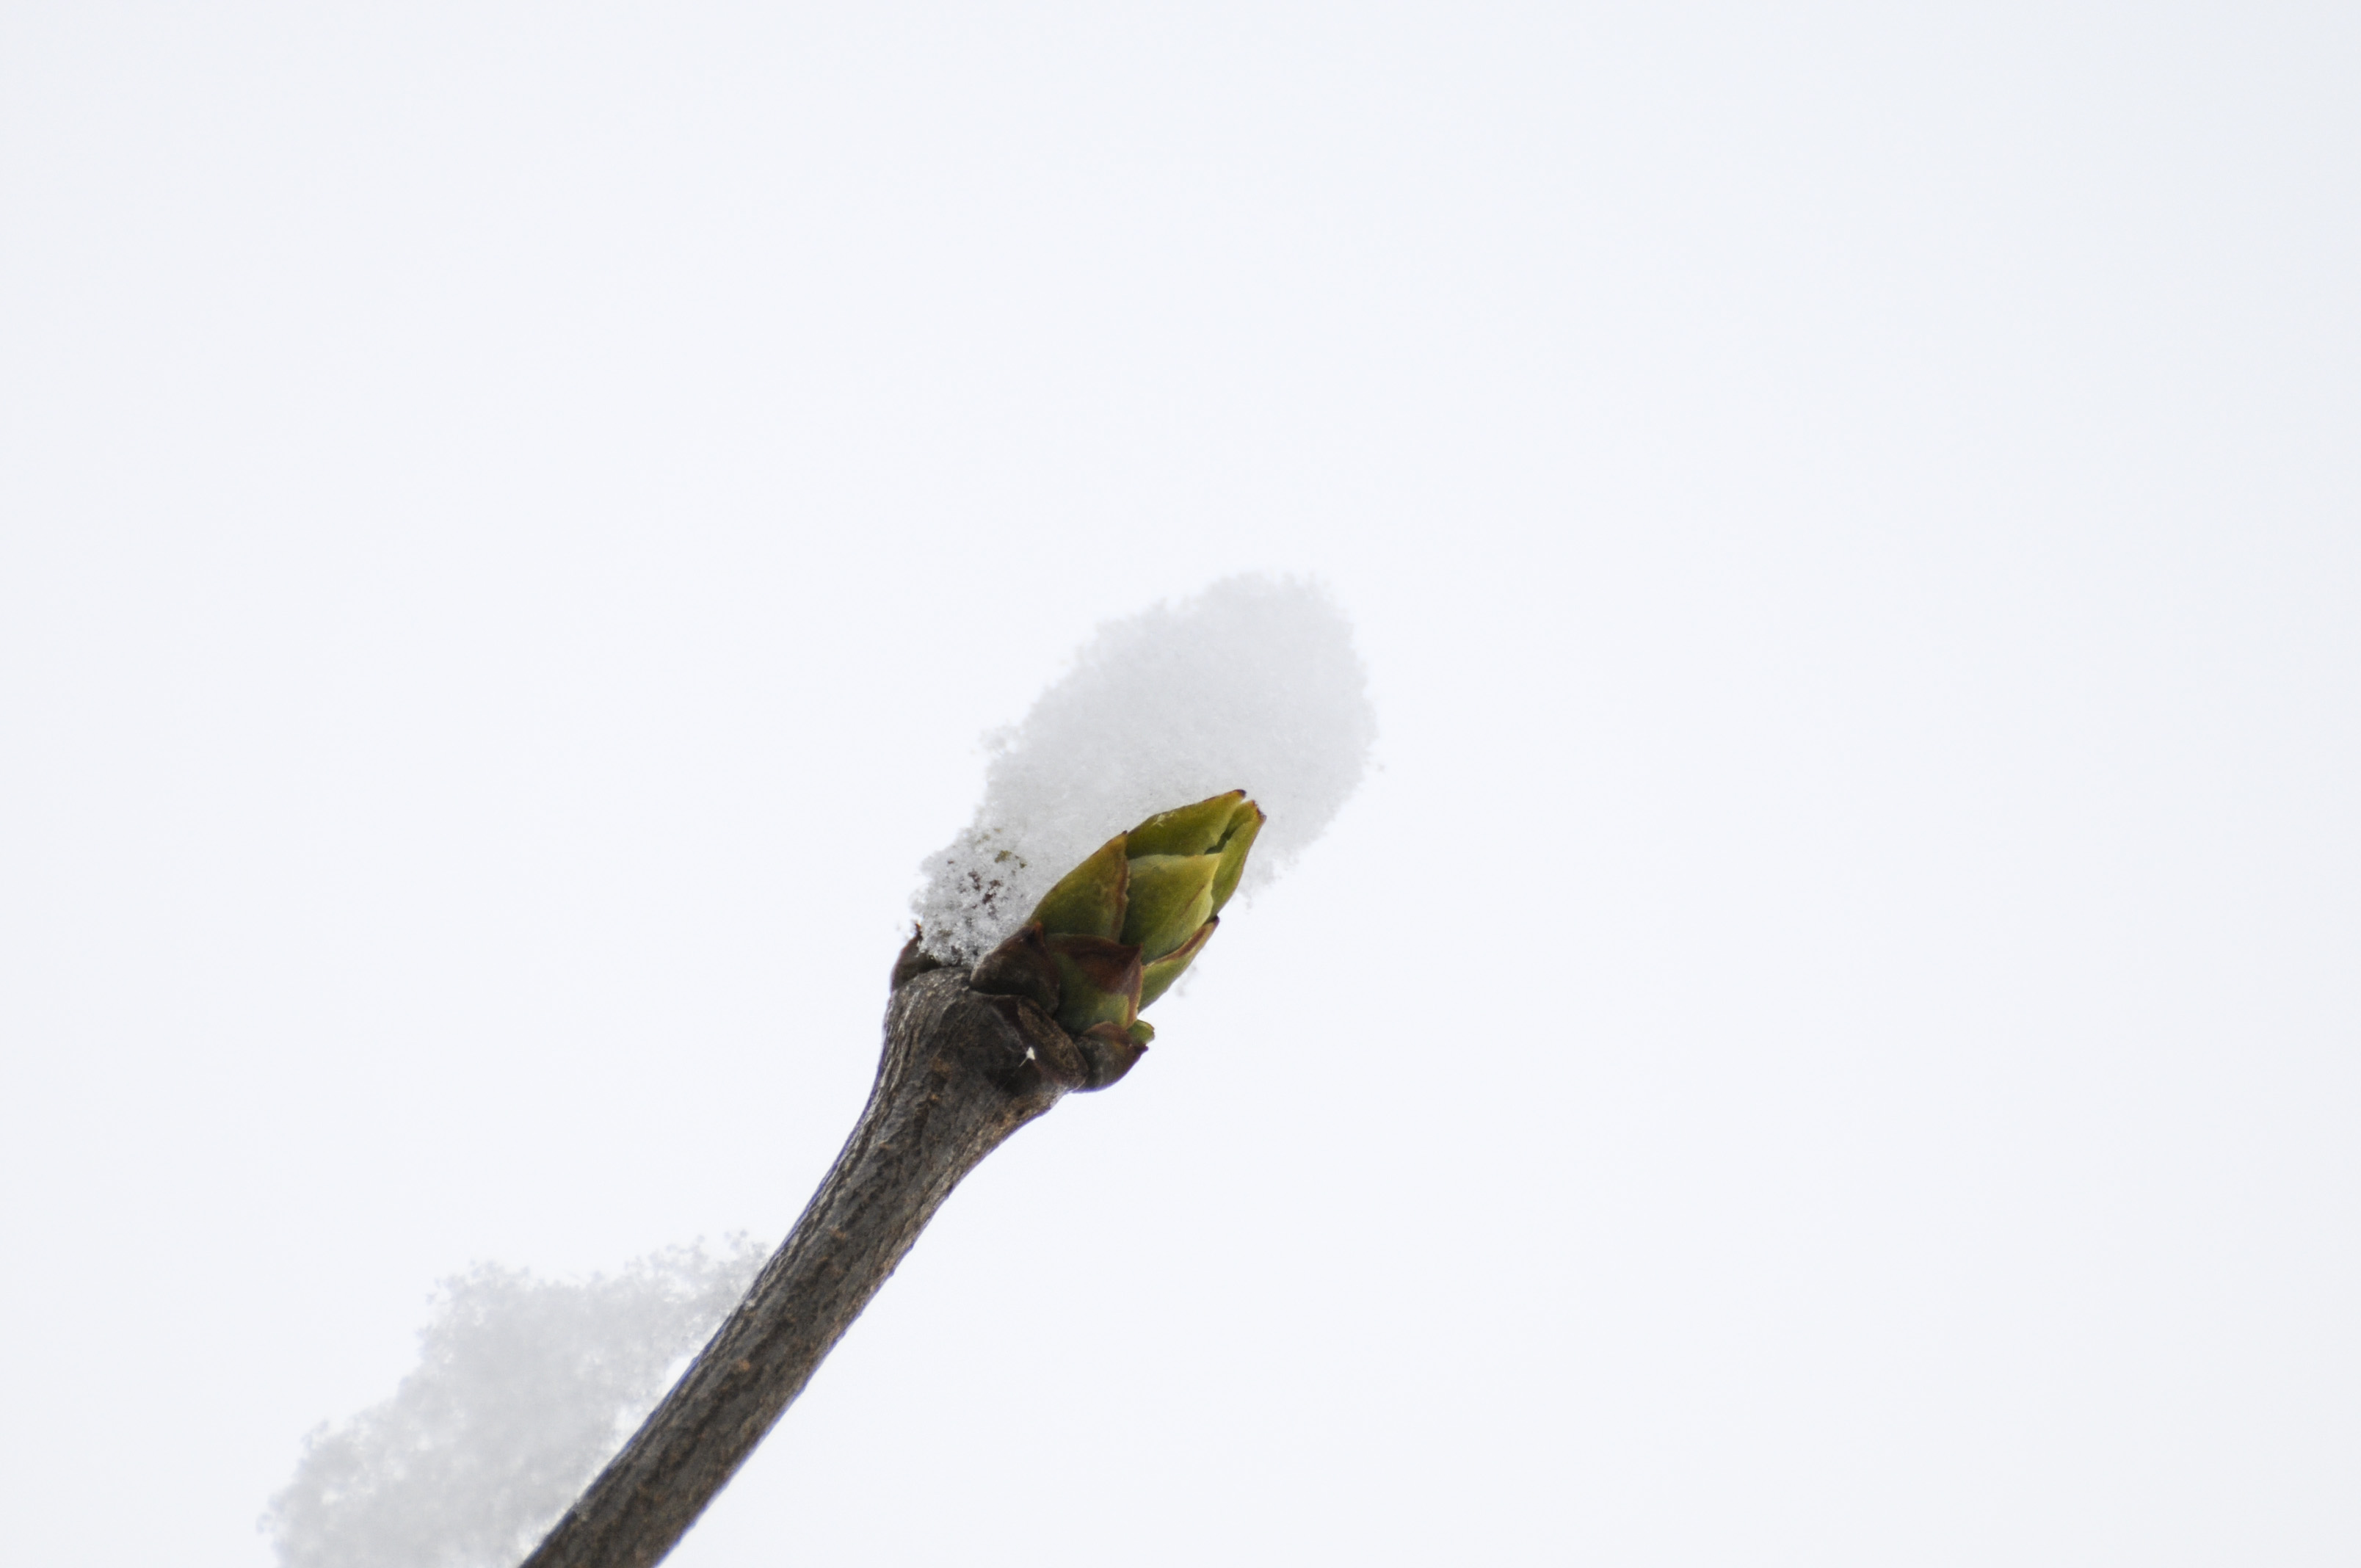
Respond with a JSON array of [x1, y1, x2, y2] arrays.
[[911, 576, 1374, 965]]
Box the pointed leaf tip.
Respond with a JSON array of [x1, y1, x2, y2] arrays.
[[1208, 804, 1263, 913], [1126, 791, 1249, 858], [1029, 834, 1129, 940]]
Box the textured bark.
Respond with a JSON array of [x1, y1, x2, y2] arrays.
[[519, 954, 1139, 1568]]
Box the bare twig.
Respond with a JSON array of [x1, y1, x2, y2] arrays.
[[519, 945, 1141, 1568]]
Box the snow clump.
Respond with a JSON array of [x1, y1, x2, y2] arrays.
[[913, 574, 1377, 964], [264, 1237, 766, 1568]]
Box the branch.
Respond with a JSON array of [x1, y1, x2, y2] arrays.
[[519, 945, 1142, 1568]]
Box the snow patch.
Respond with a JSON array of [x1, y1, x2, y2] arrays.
[[264, 1238, 766, 1568], [913, 574, 1377, 963]]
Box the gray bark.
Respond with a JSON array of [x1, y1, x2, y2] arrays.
[[518, 943, 1141, 1568]]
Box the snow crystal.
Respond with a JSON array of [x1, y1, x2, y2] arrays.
[[264, 1237, 767, 1568], [913, 574, 1377, 963]]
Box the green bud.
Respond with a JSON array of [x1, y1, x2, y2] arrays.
[[1042, 933, 1142, 1032], [1126, 790, 1249, 857], [1208, 801, 1262, 914], [1119, 852, 1220, 959], [1137, 915, 1216, 1010], [1028, 833, 1129, 941], [983, 789, 1264, 1038]]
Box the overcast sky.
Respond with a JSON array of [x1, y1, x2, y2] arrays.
[[3, 4, 2356, 1565]]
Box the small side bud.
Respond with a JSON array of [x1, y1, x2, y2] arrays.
[[1074, 1021, 1150, 1090], [1042, 932, 1144, 1033]]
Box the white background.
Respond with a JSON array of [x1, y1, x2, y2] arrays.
[[3, 4, 2356, 1564]]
